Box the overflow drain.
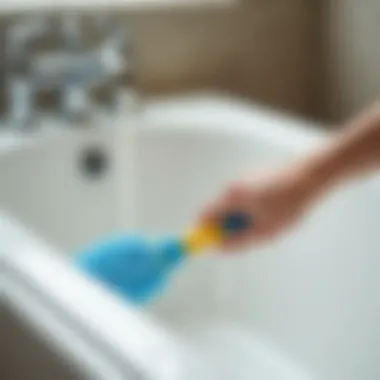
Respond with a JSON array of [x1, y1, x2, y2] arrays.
[[80, 146, 109, 179]]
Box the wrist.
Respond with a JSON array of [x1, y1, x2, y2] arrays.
[[297, 149, 341, 203]]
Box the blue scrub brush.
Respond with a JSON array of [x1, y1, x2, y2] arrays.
[[74, 213, 252, 305]]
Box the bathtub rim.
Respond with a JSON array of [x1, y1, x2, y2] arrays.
[[0, 92, 330, 159], [140, 92, 330, 153], [1, 212, 185, 380]]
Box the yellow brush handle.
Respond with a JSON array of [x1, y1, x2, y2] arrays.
[[182, 223, 223, 254], [182, 213, 251, 254]]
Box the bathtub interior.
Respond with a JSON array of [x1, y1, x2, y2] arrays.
[[137, 125, 380, 380], [1, 96, 380, 380], [0, 122, 135, 253], [136, 126, 296, 316]]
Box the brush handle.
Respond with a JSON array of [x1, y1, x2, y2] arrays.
[[221, 212, 253, 234], [184, 212, 253, 254]]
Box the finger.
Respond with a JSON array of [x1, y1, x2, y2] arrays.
[[199, 201, 223, 226], [200, 196, 246, 225], [200, 181, 250, 221], [219, 223, 277, 252], [224, 183, 248, 203], [219, 230, 255, 252]]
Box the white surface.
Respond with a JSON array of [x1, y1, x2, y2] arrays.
[[1, 92, 380, 380], [183, 324, 312, 380], [0, 114, 136, 252], [141, 93, 326, 151]]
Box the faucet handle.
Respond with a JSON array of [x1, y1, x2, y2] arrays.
[[6, 16, 49, 58], [61, 14, 84, 52], [4, 17, 49, 129]]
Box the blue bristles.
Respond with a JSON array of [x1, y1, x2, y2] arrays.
[[75, 234, 186, 304], [74, 213, 253, 304]]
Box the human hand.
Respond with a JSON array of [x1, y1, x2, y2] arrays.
[[200, 161, 327, 251]]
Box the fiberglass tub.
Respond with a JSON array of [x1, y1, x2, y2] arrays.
[[1, 93, 380, 380]]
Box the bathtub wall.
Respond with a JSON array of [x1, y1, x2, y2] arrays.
[[0, 123, 135, 253]]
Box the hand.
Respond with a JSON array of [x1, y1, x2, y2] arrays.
[[200, 161, 326, 251]]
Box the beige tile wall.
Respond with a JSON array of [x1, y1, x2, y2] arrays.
[[124, 1, 324, 119], [325, 0, 380, 122], [0, 1, 324, 121], [1, 1, 378, 124]]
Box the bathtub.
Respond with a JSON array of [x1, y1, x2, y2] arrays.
[[1, 92, 380, 380]]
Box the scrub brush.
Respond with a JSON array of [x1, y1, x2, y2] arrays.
[[74, 213, 252, 305]]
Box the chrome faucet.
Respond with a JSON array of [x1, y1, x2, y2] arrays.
[[5, 17, 49, 129], [4, 14, 136, 129]]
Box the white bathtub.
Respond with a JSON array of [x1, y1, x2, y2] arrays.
[[1, 93, 380, 380]]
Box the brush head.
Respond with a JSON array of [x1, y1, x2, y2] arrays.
[[75, 213, 253, 305], [75, 234, 186, 304]]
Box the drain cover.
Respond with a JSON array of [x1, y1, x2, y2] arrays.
[[80, 146, 109, 179]]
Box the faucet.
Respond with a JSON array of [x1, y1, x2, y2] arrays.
[[5, 16, 49, 130], [4, 14, 136, 129]]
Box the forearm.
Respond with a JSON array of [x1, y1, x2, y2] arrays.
[[305, 102, 380, 194]]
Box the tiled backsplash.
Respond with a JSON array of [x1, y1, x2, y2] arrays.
[[126, 1, 324, 119], [326, 0, 380, 121], [0, 1, 324, 121]]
